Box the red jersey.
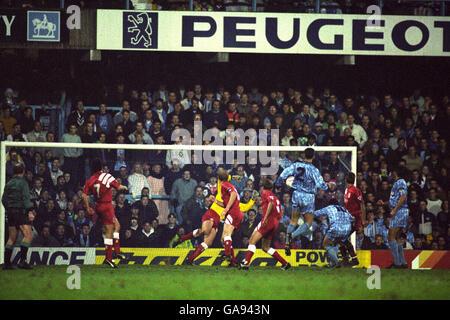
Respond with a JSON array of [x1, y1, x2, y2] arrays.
[[262, 190, 282, 220], [344, 185, 363, 215], [83, 171, 120, 204], [221, 181, 241, 213]]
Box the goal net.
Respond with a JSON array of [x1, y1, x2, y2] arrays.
[[0, 138, 356, 265]]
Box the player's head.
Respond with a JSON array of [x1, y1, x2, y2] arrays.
[[391, 168, 403, 181], [217, 167, 229, 182], [304, 147, 315, 160], [13, 163, 25, 175], [345, 172, 356, 185], [263, 178, 274, 190], [328, 198, 339, 206], [90, 158, 103, 173]]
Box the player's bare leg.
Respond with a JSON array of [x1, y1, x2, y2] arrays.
[[3, 227, 18, 270], [112, 218, 126, 260], [240, 230, 263, 269], [173, 222, 207, 248], [221, 223, 237, 266], [286, 211, 314, 256], [14, 224, 33, 270], [285, 210, 300, 255], [241, 232, 290, 270], [103, 224, 117, 268], [185, 220, 215, 264]]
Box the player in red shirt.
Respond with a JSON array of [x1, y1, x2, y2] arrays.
[[216, 168, 243, 267], [82, 158, 128, 268], [341, 172, 367, 267], [240, 179, 291, 270]]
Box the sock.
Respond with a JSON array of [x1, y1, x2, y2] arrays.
[[267, 248, 288, 266], [188, 242, 208, 261], [181, 229, 200, 242], [230, 247, 236, 264], [326, 246, 339, 267], [105, 238, 113, 261], [244, 244, 256, 266], [4, 244, 13, 265], [286, 223, 296, 235], [397, 243, 406, 266], [113, 232, 120, 254], [389, 240, 399, 265], [224, 236, 233, 256], [19, 242, 30, 263], [339, 245, 348, 261], [344, 240, 357, 259], [291, 222, 311, 239]]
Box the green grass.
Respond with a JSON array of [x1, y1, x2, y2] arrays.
[[0, 265, 449, 300]]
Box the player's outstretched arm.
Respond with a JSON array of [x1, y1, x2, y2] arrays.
[[117, 185, 128, 192], [82, 192, 95, 215]]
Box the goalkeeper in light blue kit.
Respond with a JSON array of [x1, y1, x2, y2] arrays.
[[311, 199, 355, 267], [275, 148, 330, 256], [387, 169, 409, 269]]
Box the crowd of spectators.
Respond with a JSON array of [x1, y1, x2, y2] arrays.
[[1, 81, 449, 252], [1, 0, 447, 16]]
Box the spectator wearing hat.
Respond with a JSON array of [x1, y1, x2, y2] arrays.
[[313, 122, 326, 145]]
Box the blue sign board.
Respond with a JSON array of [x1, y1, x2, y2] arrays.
[[27, 11, 60, 42]]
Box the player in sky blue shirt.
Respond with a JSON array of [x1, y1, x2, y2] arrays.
[[387, 169, 409, 268], [275, 148, 330, 256], [312, 199, 354, 267]]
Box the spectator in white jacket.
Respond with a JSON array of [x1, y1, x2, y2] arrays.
[[342, 113, 368, 148]]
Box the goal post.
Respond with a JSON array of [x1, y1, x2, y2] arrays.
[[0, 140, 357, 265]]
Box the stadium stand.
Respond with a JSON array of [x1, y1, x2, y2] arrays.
[[0, 0, 448, 253]]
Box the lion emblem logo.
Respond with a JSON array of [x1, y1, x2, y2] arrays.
[[126, 12, 153, 48]]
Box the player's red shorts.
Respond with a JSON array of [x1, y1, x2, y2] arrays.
[[350, 210, 362, 231], [202, 209, 221, 230], [224, 209, 243, 230], [255, 216, 280, 240], [96, 202, 116, 225]]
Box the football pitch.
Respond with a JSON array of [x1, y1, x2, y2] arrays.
[[0, 265, 449, 300]]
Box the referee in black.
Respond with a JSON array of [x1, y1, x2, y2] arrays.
[[2, 163, 35, 270]]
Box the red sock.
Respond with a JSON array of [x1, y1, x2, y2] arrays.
[[224, 236, 232, 256], [188, 242, 208, 261], [230, 247, 236, 264], [268, 248, 288, 266], [113, 233, 120, 254], [105, 238, 113, 261], [244, 245, 256, 266], [181, 229, 199, 242]]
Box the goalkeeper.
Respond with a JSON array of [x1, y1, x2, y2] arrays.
[[275, 148, 331, 256]]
